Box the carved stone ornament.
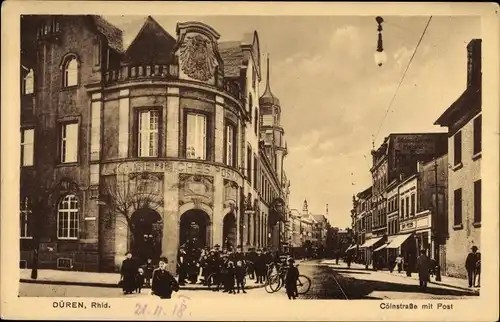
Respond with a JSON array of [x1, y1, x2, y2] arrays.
[[179, 34, 218, 82], [245, 193, 253, 210]]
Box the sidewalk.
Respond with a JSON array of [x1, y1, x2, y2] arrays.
[[19, 269, 265, 290], [320, 260, 479, 295]]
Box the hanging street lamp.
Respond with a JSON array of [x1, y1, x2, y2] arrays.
[[374, 16, 387, 67]]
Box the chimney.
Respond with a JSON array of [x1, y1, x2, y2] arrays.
[[467, 39, 482, 88]]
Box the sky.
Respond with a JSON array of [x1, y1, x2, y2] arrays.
[[104, 15, 481, 229]]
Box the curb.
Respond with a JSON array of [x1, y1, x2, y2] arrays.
[[326, 263, 480, 295], [19, 278, 266, 291]]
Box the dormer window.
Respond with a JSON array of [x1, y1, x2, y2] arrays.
[[62, 55, 78, 88], [23, 68, 34, 95]]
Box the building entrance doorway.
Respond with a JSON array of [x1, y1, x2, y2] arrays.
[[179, 209, 211, 250], [130, 208, 163, 265], [222, 212, 237, 249]]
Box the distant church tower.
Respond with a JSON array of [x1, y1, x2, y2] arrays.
[[259, 54, 287, 187], [302, 199, 309, 216]]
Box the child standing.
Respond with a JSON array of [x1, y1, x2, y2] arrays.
[[284, 257, 300, 300], [226, 261, 236, 294], [135, 267, 145, 293], [144, 258, 155, 288], [235, 260, 247, 294]]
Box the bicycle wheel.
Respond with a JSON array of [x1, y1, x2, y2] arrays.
[[265, 273, 280, 293], [296, 274, 311, 295], [206, 273, 217, 290]]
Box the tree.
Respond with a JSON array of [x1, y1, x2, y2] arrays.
[[100, 163, 164, 248]]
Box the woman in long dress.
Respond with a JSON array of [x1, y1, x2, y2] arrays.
[[120, 252, 138, 294]]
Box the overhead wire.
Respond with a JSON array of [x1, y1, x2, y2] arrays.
[[372, 16, 433, 145]]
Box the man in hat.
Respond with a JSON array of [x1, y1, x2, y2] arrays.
[[254, 248, 266, 284], [246, 247, 257, 280], [177, 246, 188, 286], [231, 245, 245, 263], [120, 251, 138, 294], [151, 257, 179, 299], [284, 257, 300, 300], [465, 245, 479, 288], [214, 244, 221, 254]]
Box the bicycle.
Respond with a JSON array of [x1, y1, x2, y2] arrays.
[[265, 264, 312, 295]]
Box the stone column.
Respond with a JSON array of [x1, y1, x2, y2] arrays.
[[215, 96, 224, 163], [162, 171, 179, 273], [118, 89, 129, 158], [166, 87, 180, 157], [213, 174, 223, 247], [243, 212, 249, 246], [236, 189, 241, 247]]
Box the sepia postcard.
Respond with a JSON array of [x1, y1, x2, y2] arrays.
[[1, 1, 499, 321]]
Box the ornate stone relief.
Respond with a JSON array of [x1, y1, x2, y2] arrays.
[[178, 33, 218, 82]]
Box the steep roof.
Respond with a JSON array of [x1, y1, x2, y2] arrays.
[[91, 16, 124, 53], [123, 16, 177, 65], [311, 214, 327, 223], [218, 41, 244, 78]]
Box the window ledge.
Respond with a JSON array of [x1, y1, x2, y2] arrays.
[[472, 152, 482, 161], [57, 162, 79, 168], [20, 237, 33, 240], [451, 162, 463, 171], [472, 222, 481, 228], [61, 85, 79, 92], [21, 165, 35, 169], [453, 223, 464, 230], [57, 238, 79, 241]]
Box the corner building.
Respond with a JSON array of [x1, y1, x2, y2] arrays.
[[20, 15, 287, 273]]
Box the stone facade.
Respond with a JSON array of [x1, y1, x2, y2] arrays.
[[20, 15, 289, 273], [435, 39, 482, 279]]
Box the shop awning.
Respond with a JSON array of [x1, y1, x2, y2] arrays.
[[374, 243, 388, 252], [358, 237, 383, 249], [346, 244, 356, 252], [386, 233, 412, 249]]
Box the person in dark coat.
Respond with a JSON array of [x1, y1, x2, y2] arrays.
[[235, 260, 247, 293], [465, 246, 479, 287], [247, 248, 257, 279], [474, 252, 481, 287], [135, 267, 145, 293], [416, 249, 431, 291], [220, 255, 230, 292], [177, 247, 188, 286], [151, 257, 180, 299], [254, 249, 266, 284], [284, 257, 300, 300], [143, 258, 155, 288], [226, 260, 236, 294], [120, 252, 138, 295]]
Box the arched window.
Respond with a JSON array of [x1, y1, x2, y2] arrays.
[[57, 194, 79, 239], [24, 69, 34, 95], [63, 56, 78, 87]]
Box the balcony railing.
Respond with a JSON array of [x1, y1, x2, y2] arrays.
[[104, 64, 180, 84], [104, 64, 244, 103]]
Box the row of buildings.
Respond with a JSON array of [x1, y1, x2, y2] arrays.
[[287, 200, 329, 251], [349, 38, 482, 279], [19, 15, 292, 273]]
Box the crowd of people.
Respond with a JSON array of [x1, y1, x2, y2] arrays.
[[119, 239, 297, 298]]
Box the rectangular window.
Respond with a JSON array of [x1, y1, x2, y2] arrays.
[[225, 124, 235, 167], [473, 115, 482, 155], [21, 128, 34, 167], [93, 40, 101, 66], [247, 146, 252, 183], [60, 123, 78, 163], [474, 180, 481, 223], [186, 113, 207, 160], [454, 188, 462, 226], [400, 199, 405, 218], [454, 131, 462, 165], [405, 197, 410, 218], [138, 110, 159, 157], [253, 155, 258, 189], [410, 194, 415, 216]]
